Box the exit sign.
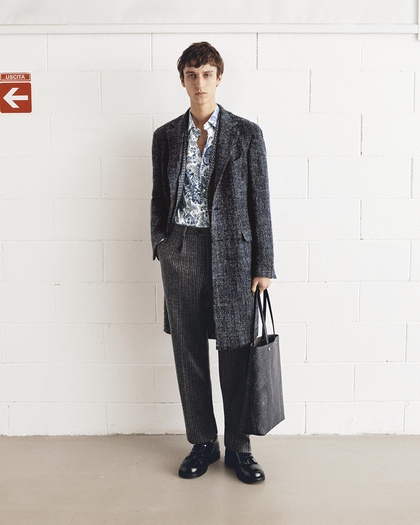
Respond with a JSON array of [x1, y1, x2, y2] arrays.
[[0, 72, 32, 113]]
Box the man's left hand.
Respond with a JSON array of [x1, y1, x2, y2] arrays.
[[251, 277, 271, 295]]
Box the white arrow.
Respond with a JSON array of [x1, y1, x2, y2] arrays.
[[3, 87, 28, 108]]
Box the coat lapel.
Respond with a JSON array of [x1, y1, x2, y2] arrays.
[[165, 108, 189, 193], [164, 103, 240, 216], [208, 104, 240, 206]]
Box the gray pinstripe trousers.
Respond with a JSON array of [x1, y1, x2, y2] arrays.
[[157, 223, 251, 453]]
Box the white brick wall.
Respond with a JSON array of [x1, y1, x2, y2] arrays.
[[0, 31, 419, 437]]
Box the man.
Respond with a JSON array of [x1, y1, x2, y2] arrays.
[[150, 42, 276, 484]]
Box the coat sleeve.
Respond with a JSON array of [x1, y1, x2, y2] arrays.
[[247, 125, 277, 279], [150, 129, 169, 261]]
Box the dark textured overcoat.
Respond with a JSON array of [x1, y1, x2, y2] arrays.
[[150, 104, 276, 351]]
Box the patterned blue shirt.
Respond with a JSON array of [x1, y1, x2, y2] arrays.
[[173, 104, 219, 227]]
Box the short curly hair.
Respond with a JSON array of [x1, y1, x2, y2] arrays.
[[177, 41, 224, 81]]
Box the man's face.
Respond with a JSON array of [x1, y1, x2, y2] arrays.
[[180, 63, 222, 105]]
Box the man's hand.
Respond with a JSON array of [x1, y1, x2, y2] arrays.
[[251, 277, 271, 295]]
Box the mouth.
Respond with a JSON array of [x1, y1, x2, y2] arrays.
[[196, 92, 206, 95]]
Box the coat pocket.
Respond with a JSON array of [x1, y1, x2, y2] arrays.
[[227, 157, 244, 170], [242, 229, 252, 241]]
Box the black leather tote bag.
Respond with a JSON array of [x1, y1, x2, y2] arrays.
[[239, 285, 285, 436]]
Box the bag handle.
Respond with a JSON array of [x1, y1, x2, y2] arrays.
[[253, 285, 276, 346], [254, 287, 268, 345], [262, 287, 276, 336]]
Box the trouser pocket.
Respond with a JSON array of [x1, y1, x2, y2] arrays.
[[157, 238, 168, 260]]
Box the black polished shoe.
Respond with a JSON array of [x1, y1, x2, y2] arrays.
[[225, 449, 265, 484], [178, 438, 220, 479]]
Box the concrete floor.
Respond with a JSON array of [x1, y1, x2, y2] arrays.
[[0, 434, 419, 525]]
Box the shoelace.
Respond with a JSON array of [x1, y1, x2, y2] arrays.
[[187, 442, 213, 462], [237, 452, 257, 466]]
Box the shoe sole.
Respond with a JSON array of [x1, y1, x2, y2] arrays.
[[178, 449, 220, 479], [224, 456, 266, 484]]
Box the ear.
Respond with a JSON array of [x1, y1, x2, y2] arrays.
[[180, 75, 185, 87], [216, 74, 222, 87]]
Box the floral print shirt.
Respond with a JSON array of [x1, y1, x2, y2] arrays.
[[173, 104, 219, 227]]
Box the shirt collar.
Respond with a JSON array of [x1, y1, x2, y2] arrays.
[[188, 104, 219, 133]]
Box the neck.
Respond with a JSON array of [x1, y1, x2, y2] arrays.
[[190, 100, 217, 129]]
